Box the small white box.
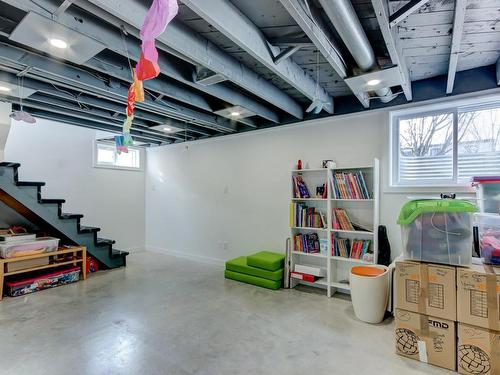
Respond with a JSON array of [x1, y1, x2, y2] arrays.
[[294, 264, 326, 277]]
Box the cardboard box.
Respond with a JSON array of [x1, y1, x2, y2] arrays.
[[6, 257, 49, 272], [458, 323, 500, 375], [395, 309, 456, 371], [395, 261, 457, 321], [457, 265, 500, 331]]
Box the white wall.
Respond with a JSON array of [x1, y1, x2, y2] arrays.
[[145, 110, 396, 263], [5, 119, 145, 251], [0, 102, 12, 160], [145, 104, 478, 264]]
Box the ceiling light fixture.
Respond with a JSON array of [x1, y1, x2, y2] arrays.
[[230, 111, 241, 117], [49, 38, 68, 49], [163, 127, 172, 132], [366, 79, 381, 86], [0, 86, 11, 92]]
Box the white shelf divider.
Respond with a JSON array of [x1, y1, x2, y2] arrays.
[[289, 159, 380, 298]]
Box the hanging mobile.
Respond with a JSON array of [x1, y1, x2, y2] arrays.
[[10, 76, 36, 124]]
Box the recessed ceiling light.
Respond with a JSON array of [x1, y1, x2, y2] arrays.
[[49, 38, 68, 49], [230, 111, 241, 117], [163, 127, 172, 132], [0, 86, 11, 92], [367, 79, 381, 86]]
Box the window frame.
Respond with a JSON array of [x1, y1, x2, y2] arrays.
[[93, 140, 143, 171], [390, 96, 500, 188]]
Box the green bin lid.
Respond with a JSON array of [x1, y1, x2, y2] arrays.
[[397, 199, 477, 225]]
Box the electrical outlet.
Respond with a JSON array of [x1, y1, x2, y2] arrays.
[[223, 241, 229, 250]]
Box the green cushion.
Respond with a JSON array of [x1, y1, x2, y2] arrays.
[[226, 256, 283, 281], [224, 270, 281, 290], [247, 251, 285, 271]]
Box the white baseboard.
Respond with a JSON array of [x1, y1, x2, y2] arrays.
[[120, 245, 147, 253], [145, 246, 225, 267]]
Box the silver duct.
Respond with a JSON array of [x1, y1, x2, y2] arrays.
[[318, 0, 395, 103]]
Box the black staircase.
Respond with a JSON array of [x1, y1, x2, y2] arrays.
[[0, 162, 128, 269]]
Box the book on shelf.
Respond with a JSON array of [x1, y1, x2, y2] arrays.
[[332, 208, 372, 232], [294, 233, 320, 254], [292, 175, 311, 198], [332, 236, 371, 259], [330, 170, 370, 199], [290, 203, 326, 229], [290, 271, 317, 282]]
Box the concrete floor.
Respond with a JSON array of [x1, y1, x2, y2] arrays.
[[0, 251, 452, 375]]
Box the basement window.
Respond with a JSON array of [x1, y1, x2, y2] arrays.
[[391, 98, 500, 187], [94, 141, 142, 171]]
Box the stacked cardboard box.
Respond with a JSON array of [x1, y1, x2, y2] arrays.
[[395, 261, 500, 374], [395, 261, 457, 371]]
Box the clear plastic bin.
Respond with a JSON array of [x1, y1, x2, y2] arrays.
[[397, 199, 476, 266], [474, 213, 500, 264], [0, 237, 60, 258]]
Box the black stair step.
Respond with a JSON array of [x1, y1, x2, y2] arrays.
[[97, 238, 115, 246], [16, 181, 45, 187], [60, 213, 84, 220], [39, 198, 66, 204], [112, 249, 129, 258], [79, 226, 100, 233], [0, 162, 21, 168]]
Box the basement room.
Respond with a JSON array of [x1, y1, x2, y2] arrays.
[[0, 0, 499, 374]]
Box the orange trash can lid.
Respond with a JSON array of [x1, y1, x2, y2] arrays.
[[351, 266, 386, 277]]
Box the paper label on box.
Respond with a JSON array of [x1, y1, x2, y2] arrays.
[[417, 341, 428, 363]]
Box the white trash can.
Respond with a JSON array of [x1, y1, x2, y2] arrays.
[[350, 265, 389, 324]]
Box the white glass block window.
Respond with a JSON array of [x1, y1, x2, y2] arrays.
[[392, 100, 500, 186], [94, 141, 141, 170]]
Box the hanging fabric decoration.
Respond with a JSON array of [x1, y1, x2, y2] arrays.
[[115, 135, 128, 154], [123, 115, 134, 134], [10, 110, 37, 124], [118, 0, 178, 153]]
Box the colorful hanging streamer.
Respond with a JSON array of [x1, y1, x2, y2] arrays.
[[118, 0, 178, 153]]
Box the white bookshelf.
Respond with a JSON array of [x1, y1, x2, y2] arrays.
[[289, 159, 380, 297]]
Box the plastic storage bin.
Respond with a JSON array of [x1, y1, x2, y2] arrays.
[[6, 266, 81, 297], [397, 199, 476, 266], [475, 213, 500, 264], [0, 237, 60, 258], [350, 265, 389, 324]]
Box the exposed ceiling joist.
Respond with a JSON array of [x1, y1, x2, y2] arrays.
[[0, 70, 212, 137], [389, 0, 430, 28], [370, 0, 413, 101], [85, 0, 304, 119], [52, 0, 74, 18], [12, 106, 167, 145], [181, 0, 333, 114], [278, 0, 370, 109], [0, 43, 237, 133], [2, 0, 280, 124], [446, 0, 467, 95]]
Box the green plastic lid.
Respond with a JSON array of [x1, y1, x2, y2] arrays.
[[397, 199, 477, 225]]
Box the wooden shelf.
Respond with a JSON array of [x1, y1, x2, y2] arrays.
[[289, 158, 379, 298], [330, 198, 374, 201], [291, 198, 327, 201], [291, 169, 328, 173], [331, 229, 373, 236], [330, 256, 373, 264], [0, 246, 87, 300], [292, 251, 327, 258], [291, 226, 327, 231], [330, 281, 351, 290]]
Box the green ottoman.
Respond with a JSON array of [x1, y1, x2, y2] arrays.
[[226, 256, 283, 281], [224, 270, 281, 290], [247, 251, 285, 271]]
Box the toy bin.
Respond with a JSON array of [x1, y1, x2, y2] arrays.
[[6, 266, 81, 297], [0, 237, 59, 258], [397, 199, 476, 266], [474, 213, 500, 265]]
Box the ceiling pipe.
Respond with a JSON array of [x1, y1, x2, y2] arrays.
[[318, 0, 396, 103]]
